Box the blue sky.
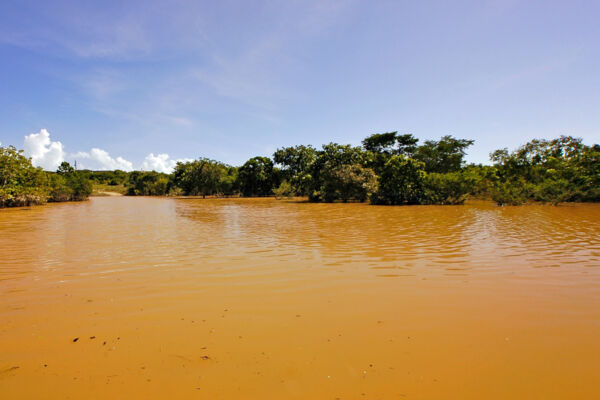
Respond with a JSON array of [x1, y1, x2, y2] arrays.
[[1, 0, 599, 171]]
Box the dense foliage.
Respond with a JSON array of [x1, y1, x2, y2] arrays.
[[127, 171, 170, 196], [0, 147, 91, 207], [273, 145, 316, 195], [238, 157, 278, 197], [489, 136, 600, 205], [172, 158, 244, 197], [2, 133, 598, 208]]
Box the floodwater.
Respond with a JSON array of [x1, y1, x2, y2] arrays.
[[1, 197, 599, 399]]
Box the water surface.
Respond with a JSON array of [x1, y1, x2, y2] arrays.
[[1, 197, 599, 399]]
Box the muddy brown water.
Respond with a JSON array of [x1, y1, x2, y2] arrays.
[[0, 197, 599, 399]]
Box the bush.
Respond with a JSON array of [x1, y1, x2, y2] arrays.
[[319, 164, 377, 203], [532, 178, 571, 205], [372, 156, 426, 205], [491, 179, 532, 206], [0, 146, 48, 207], [127, 171, 170, 196], [423, 172, 472, 205], [273, 180, 295, 199]]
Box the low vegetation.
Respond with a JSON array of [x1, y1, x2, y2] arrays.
[[0, 146, 91, 207], [2, 133, 598, 208]]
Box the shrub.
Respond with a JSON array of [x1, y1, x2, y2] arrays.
[[273, 180, 295, 199], [372, 156, 426, 205], [423, 172, 472, 205]]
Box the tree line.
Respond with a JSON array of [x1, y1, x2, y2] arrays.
[[0, 146, 91, 207], [1, 133, 598, 208]]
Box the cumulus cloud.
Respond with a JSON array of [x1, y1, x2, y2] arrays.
[[23, 129, 65, 170], [19, 129, 191, 173], [20, 128, 134, 171], [141, 153, 192, 173], [72, 148, 133, 171]]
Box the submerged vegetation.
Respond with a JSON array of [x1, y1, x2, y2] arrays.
[[489, 136, 600, 205], [1, 133, 598, 208]]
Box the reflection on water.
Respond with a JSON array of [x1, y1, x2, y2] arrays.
[[0, 197, 599, 399]]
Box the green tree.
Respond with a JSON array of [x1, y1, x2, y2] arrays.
[[396, 134, 419, 157], [57, 161, 75, 175], [362, 132, 398, 175], [172, 159, 225, 197], [127, 171, 170, 196], [414, 135, 474, 173], [273, 145, 316, 195], [52, 161, 91, 201], [423, 172, 473, 205], [0, 146, 47, 207], [490, 136, 599, 204], [372, 156, 426, 205], [362, 132, 398, 154], [237, 156, 276, 196], [273, 180, 295, 199], [309, 143, 367, 201], [320, 164, 377, 202], [219, 166, 239, 196]]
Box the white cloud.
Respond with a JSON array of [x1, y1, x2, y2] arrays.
[[23, 129, 65, 170], [141, 153, 192, 173], [20, 129, 194, 173], [72, 148, 133, 171]]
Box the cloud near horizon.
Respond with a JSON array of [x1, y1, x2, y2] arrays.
[[71, 148, 134, 171], [20, 129, 186, 173], [141, 153, 193, 174], [23, 129, 65, 170]]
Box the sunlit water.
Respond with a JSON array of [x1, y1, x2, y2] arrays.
[[1, 197, 599, 399]]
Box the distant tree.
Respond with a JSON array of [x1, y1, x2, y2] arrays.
[[273, 145, 316, 195], [86, 169, 129, 185], [396, 134, 419, 157], [423, 172, 473, 205], [362, 132, 397, 174], [413, 135, 474, 173], [320, 164, 377, 203], [461, 164, 497, 199], [490, 178, 532, 206], [309, 143, 367, 201], [52, 161, 91, 201], [273, 180, 295, 199], [66, 172, 93, 201], [362, 132, 398, 154], [362, 132, 420, 174], [237, 157, 276, 196], [490, 135, 599, 204], [372, 156, 426, 205], [127, 171, 170, 196], [57, 161, 75, 175], [172, 159, 225, 197], [219, 166, 239, 196]]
